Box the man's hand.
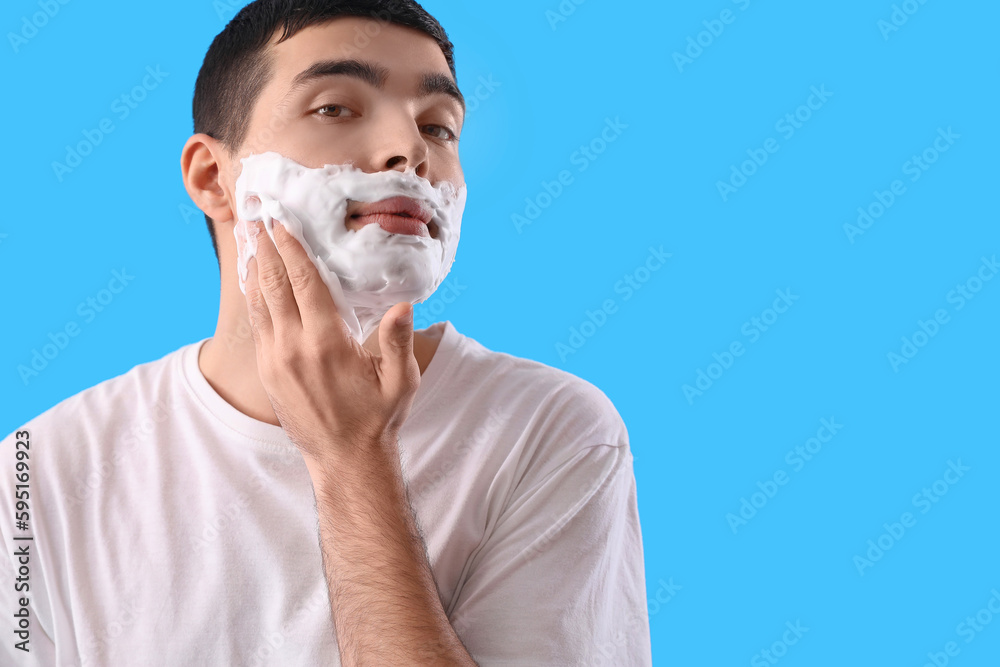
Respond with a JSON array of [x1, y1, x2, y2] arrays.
[[240, 218, 476, 665], [242, 218, 420, 463]]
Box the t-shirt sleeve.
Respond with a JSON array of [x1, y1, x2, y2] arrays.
[[447, 442, 652, 666], [0, 430, 57, 666]]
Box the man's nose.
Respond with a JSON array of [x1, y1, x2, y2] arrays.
[[371, 114, 429, 178]]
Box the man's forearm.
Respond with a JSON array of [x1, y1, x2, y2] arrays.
[[305, 438, 478, 667]]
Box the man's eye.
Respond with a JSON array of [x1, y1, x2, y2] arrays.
[[422, 125, 457, 142], [316, 105, 356, 118]]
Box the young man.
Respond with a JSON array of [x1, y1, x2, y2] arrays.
[[0, 1, 652, 665]]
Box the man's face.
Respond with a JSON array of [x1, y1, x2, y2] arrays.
[[224, 17, 465, 236]]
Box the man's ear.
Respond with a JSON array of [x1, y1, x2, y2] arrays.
[[181, 134, 235, 228]]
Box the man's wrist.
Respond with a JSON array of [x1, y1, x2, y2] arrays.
[[302, 430, 402, 485]]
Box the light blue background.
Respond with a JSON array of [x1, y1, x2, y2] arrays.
[[2, 0, 998, 665]]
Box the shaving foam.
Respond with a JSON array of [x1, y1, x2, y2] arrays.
[[234, 152, 466, 343]]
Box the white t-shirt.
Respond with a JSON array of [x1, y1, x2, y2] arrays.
[[0, 321, 651, 666]]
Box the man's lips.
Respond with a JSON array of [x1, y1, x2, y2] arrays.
[[349, 196, 433, 237]]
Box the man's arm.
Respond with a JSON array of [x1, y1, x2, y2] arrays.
[[304, 441, 477, 666], [242, 219, 477, 666]]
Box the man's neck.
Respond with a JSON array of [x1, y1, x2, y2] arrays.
[[197, 314, 444, 427]]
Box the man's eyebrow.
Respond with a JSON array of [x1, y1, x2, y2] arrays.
[[283, 58, 465, 111], [419, 72, 465, 111], [284, 59, 389, 99]]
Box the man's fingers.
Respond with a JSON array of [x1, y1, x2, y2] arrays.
[[253, 221, 301, 333], [244, 255, 274, 346], [271, 222, 342, 336]]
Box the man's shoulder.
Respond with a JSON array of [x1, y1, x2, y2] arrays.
[[439, 330, 637, 552], [2, 341, 197, 446], [448, 327, 628, 449]]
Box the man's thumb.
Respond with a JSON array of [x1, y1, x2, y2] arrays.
[[379, 302, 417, 389]]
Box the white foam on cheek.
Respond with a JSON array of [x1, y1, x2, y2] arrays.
[[233, 151, 466, 344]]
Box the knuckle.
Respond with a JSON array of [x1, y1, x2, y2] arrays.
[[258, 266, 288, 292], [275, 343, 303, 367], [307, 338, 335, 359], [286, 265, 315, 292], [247, 289, 269, 316], [247, 320, 262, 345]]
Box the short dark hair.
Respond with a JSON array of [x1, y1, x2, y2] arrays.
[[192, 0, 458, 266]]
